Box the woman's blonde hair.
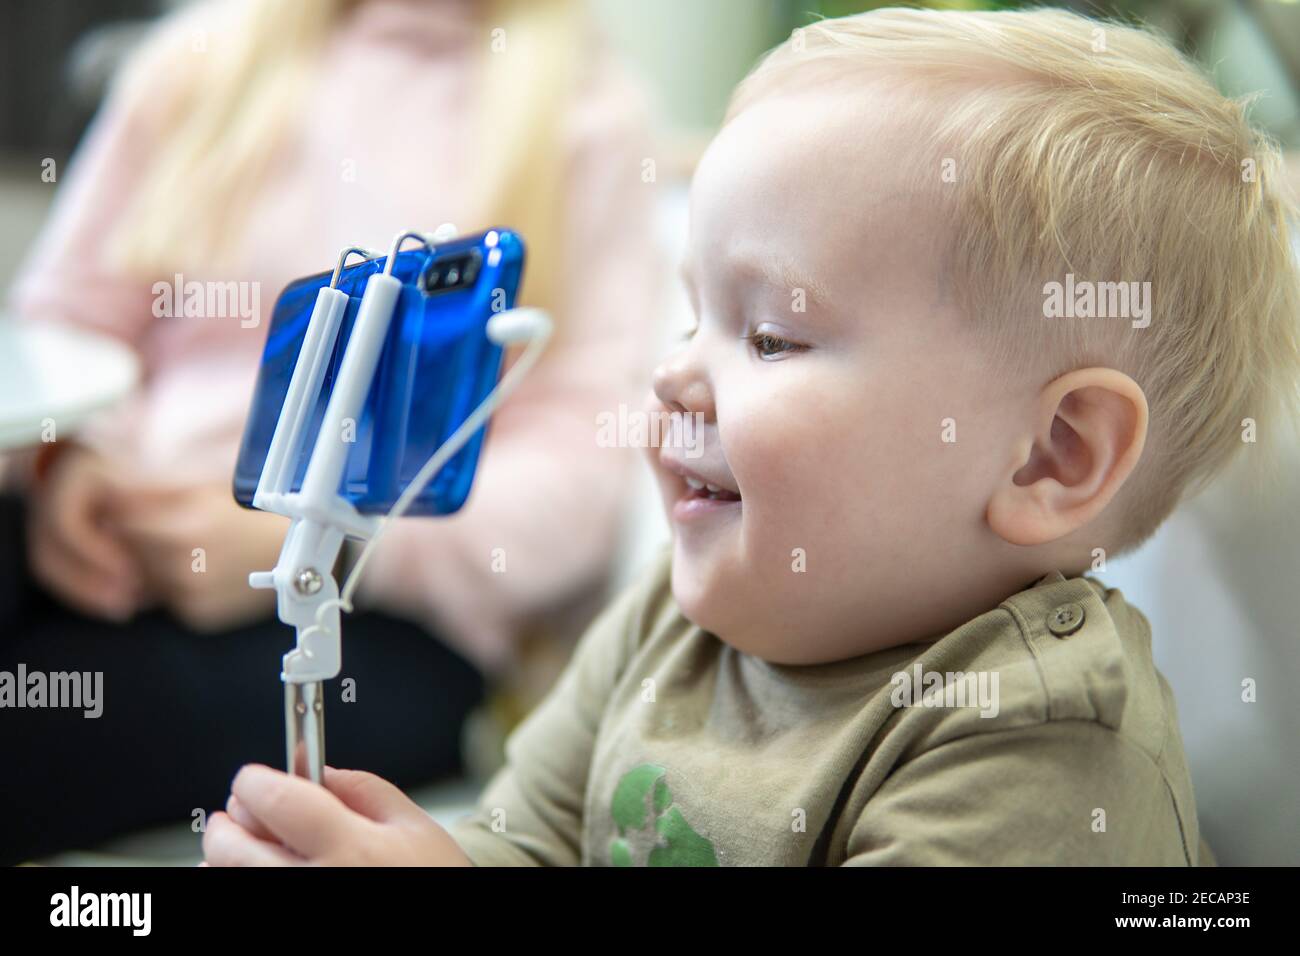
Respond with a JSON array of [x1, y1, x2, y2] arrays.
[[727, 7, 1300, 550], [107, 0, 580, 316]]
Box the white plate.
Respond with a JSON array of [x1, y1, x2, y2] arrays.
[[0, 318, 140, 450]]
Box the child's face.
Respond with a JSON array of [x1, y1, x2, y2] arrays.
[[648, 86, 1037, 663]]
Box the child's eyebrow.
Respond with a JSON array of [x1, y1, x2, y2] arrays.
[[679, 256, 834, 314], [744, 254, 833, 314]]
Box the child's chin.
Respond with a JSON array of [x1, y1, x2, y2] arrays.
[[669, 551, 714, 625], [668, 546, 736, 637]]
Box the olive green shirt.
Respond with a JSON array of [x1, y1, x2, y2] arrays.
[[449, 548, 1205, 865]]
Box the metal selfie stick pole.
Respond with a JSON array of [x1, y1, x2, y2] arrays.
[[247, 227, 552, 785], [248, 240, 390, 783]]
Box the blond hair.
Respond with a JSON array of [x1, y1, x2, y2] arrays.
[[727, 7, 1300, 551], [106, 0, 581, 316]]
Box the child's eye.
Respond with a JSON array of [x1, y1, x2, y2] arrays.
[[746, 329, 805, 359]]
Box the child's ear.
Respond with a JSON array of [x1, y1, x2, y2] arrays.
[[987, 368, 1148, 547]]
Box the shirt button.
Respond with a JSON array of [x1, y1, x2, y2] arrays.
[[1047, 602, 1085, 637]]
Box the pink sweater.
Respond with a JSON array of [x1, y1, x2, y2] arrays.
[[9, 0, 662, 674]]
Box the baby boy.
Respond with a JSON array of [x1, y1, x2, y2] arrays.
[[203, 7, 1298, 866]]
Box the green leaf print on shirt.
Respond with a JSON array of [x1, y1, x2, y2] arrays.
[[609, 763, 718, 866]]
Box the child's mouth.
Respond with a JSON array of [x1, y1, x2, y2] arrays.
[[682, 476, 742, 503], [658, 453, 741, 523], [670, 470, 742, 523]]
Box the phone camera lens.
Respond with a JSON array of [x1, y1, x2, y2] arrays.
[[422, 249, 482, 294]]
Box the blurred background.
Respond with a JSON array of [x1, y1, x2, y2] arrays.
[[1, 0, 1298, 865]]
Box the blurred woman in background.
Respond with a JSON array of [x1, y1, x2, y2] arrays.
[[0, 0, 659, 862]]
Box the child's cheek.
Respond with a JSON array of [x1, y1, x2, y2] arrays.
[[726, 388, 857, 545]]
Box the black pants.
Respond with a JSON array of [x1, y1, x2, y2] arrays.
[[0, 494, 485, 864]]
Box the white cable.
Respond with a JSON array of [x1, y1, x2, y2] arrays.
[[295, 313, 551, 645]]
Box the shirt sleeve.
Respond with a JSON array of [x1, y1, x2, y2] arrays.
[[353, 57, 663, 675], [841, 719, 1195, 865], [446, 554, 660, 866]]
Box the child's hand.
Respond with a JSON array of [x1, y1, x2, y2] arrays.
[[202, 764, 474, 867]]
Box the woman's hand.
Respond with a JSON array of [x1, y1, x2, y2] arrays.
[[116, 481, 286, 632], [202, 764, 475, 867], [26, 445, 145, 620]]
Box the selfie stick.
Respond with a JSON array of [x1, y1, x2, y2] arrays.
[[248, 228, 552, 785]]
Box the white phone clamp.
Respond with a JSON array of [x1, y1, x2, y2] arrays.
[[247, 226, 551, 784]]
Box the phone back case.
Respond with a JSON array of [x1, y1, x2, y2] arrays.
[[232, 229, 524, 517]]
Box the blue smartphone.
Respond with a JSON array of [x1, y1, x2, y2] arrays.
[[232, 228, 525, 516]]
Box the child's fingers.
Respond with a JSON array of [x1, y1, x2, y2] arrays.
[[227, 793, 277, 842], [230, 764, 358, 858], [202, 812, 302, 867], [322, 766, 425, 825]]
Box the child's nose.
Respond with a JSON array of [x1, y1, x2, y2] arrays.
[[652, 352, 714, 420]]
